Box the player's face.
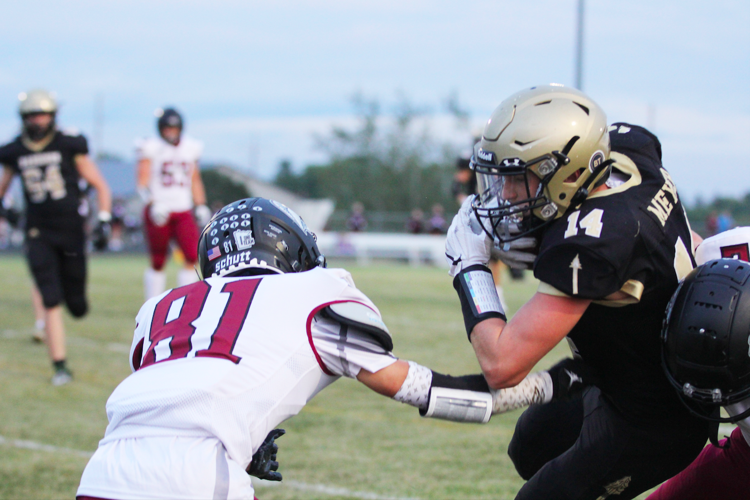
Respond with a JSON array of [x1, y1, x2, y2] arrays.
[[160, 126, 181, 144], [501, 172, 541, 211], [24, 113, 53, 128]]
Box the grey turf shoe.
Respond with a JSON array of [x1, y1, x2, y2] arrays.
[[51, 368, 73, 386]]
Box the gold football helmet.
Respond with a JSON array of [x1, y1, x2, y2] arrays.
[[18, 89, 58, 115], [18, 89, 58, 141], [471, 84, 612, 243]]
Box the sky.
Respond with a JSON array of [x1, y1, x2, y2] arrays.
[[0, 0, 748, 203]]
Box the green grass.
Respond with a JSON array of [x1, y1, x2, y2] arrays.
[[0, 255, 657, 499]]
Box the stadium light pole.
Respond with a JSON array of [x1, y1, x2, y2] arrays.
[[94, 93, 104, 160], [575, 0, 585, 90]]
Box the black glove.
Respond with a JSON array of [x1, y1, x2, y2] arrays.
[[246, 428, 285, 481], [547, 358, 599, 401], [91, 220, 111, 251], [0, 206, 20, 227]]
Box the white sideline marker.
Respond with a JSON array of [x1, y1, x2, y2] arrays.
[[0, 435, 421, 500]]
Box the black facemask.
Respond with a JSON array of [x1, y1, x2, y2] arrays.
[[23, 114, 55, 142]]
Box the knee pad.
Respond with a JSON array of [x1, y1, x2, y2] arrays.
[[66, 296, 88, 318]]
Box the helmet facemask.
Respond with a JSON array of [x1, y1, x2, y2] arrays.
[[22, 112, 56, 142], [472, 138, 609, 245], [472, 155, 553, 243]]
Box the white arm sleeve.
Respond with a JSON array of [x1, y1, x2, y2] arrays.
[[491, 371, 553, 414], [310, 313, 397, 378]]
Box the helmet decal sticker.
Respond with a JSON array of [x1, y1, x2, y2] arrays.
[[589, 150, 605, 173], [477, 149, 496, 163], [207, 246, 222, 261], [233, 230, 255, 251]]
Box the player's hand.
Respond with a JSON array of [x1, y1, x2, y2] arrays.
[[247, 428, 285, 481], [92, 211, 112, 251], [546, 358, 598, 401], [149, 203, 170, 226], [493, 222, 538, 270], [195, 204, 212, 228], [445, 195, 492, 277], [0, 206, 20, 227]]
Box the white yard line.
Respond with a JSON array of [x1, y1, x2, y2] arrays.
[[255, 479, 421, 500], [0, 435, 421, 500], [0, 435, 93, 459], [1, 329, 130, 354]]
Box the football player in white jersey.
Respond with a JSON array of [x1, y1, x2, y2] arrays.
[[77, 197, 587, 500], [647, 227, 750, 500], [136, 107, 212, 300]]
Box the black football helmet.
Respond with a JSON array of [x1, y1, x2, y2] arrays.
[[156, 107, 183, 145], [662, 258, 750, 423], [197, 197, 326, 279]]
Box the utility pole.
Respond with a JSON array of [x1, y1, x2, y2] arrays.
[[248, 135, 260, 178], [94, 93, 104, 159], [575, 0, 585, 90]]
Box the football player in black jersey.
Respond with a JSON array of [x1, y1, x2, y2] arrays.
[[445, 84, 709, 500], [0, 89, 112, 386]]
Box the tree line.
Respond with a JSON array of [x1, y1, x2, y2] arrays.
[[273, 93, 467, 215]]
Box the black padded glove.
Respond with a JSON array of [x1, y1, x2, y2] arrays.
[[246, 428, 285, 481], [547, 358, 599, 401], [91, 220, 111, 251], [0, 206, 20, 227]]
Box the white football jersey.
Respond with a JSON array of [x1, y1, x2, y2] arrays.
[[694, 227, 750, 446], [99, 267, 397, 469], [137, 136, 203, 213]]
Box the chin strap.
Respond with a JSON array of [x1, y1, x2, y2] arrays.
[[708, 408, 730, 449], [675, 397, 750, 449], [568, 158, 616, 208]]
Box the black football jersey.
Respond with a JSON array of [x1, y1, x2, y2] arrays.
[[0, 130, 88, 229], [534, 123, 695, 423]]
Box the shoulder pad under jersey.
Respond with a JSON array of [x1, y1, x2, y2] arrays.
[[322, 301, 393, 351], [609, 122, 662, 165], [61, 127, 81, 137]]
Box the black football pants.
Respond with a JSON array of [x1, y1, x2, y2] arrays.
[[508, 388, 709, 500], [25, 226, 88, 317]]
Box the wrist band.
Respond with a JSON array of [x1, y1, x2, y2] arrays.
[[453, 264, 506, 341]]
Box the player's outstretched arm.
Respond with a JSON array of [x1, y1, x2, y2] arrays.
[[357, 360, 494, 423], [76, 155, 113, 250], [0, 167, 20, 225], [468, 292, 590, 389], [191, 163, 212, 227], [357, 357, 597, 422], [0, 166, 13, 199], [75, 154, 112, 215], [191, 162, 207, 207]]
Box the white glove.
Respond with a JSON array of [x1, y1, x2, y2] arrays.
[[493, 222, 538, 270], [195, 204, 212, 228], [149, 203, 170, 226], [445, 195, 492, 277]]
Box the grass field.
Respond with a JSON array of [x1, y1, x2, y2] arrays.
[[0, 254, 658, 500]]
